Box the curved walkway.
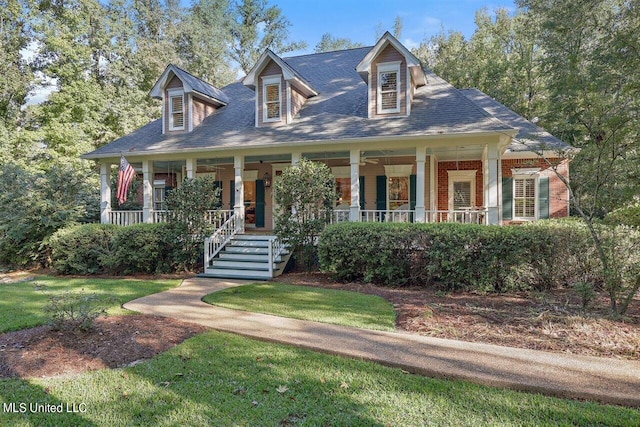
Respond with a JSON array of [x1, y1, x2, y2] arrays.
[[124, 278, 640, 407]]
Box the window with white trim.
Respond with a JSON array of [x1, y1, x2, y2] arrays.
[[385, 164, 412, 210], [447, 170, 477, 210], [377, 62, 401, 114], [262, 76, 282, 122], [168, 90, 185, 130], [512, 168, 540, 220]]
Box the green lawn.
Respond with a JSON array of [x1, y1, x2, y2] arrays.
[[203, 282, 396, 331], [0, 276, 180, 333], [1, 331, 638, 426]]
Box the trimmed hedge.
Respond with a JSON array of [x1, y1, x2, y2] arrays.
[[318, 221, 597, 292], [50, 223, 187, 275]]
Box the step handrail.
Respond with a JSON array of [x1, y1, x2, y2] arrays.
[[204, 213, 244, 267], [268, 235, 286, 277]]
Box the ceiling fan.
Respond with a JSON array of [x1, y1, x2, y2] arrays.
[[359, 155, 379, 166]]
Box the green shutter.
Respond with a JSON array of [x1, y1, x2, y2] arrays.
[[538, 176, 550, 219], [359, 176, 365, 209], [502, 177, 513, 220], [229, 180, 235, 210], [376, 175, 387, 210], [255, 179, 265, 227], [409, 174, 417, 210]]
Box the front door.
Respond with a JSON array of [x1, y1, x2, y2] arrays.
[[244, 181, 256, 227]]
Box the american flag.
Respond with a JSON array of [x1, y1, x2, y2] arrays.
[[116, 155, 136, 205]]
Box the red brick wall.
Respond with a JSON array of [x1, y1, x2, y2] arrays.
[[437, 161, 484, 210], [502, 158, 569, 219]]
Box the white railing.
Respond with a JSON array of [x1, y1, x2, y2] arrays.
[[152, 210, 169, 223], [267, 236, 286, 277], [109, 210, 144, 226], [332, 210, 351, 223], [205, 210, 233, 228], [361, 210, 415, 223], [204, 213, 244, 267], [425, 209, 487, 225]]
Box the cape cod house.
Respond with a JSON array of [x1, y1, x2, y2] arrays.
[[83, 32, 571, 279]]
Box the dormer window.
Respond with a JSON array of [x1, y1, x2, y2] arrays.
[[263, 76, 282, 122], [168, 89, 185, 130], [377, 62, 401, 114]]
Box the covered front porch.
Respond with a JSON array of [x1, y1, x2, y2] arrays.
[[99, 143, 503, 228]]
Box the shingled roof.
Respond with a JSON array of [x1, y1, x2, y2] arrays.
[[85, 48, 547, 160], [460, 88, 572, 153]]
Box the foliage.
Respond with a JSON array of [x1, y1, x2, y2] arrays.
[[314, 33, 364, 53], [318, 221, 598, 293], [166, 175, 222, 270], [272, 159, 336, 270], [37, 284, 117, 331], [204, 282, 395, 331], [604, 204, 640, 228], [49, 224, 117, 274], [0, 162, 99, 269]]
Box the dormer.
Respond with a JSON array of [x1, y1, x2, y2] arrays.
[[150, 64, 229, 134], [356, 32, 427, 118], [242, 49, 318, 127]]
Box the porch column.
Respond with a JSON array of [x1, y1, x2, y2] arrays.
[[484, 146, 500, 225], [185, 158, 196, 179], [349, 149, 360, 222], [291, 152, 301, 165], [142, 159, 154, 223], [234, 155, 245, 219], [415, 147, 426, 223], [100, 162, 111, 224], [429, 153, 436, 212]]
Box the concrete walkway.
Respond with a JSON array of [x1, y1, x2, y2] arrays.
[[124, 278, 640, 407]]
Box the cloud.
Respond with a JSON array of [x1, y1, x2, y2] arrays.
[[403, 38, 420, 50]]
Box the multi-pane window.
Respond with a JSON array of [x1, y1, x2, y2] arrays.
[[514, 177, 536, 218], [388, 176, 409, 210], [335, 178, 351, 206], [377, 62, 401, 114], [263, 77, 281, 122], [452, 181, 472, 209], [169, 93, 184, 130]]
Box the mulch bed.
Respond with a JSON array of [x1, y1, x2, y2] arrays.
[[0, 315, 207, 379], [277, 273, 640, 360]]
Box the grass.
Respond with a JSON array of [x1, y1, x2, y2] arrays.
[[203, 282, 396, 331], [1, 331, 639, 426], [0, 275, 180, 333]]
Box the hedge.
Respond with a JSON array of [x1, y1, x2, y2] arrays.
[[318, 221, 597, 292], [50, 223, 188, 275]]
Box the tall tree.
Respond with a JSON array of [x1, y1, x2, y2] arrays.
[[228, 0, 306, 73], [314, 33, 364, 53]]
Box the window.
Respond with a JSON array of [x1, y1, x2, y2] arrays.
[[153, 180, 167, 211], [448, 170, 477, 211], [377, 62, 401, 114], [514, 178, 536, 219], [335, 178, 351, 206], [388, 176, 409, 210], [168, 90, 184, 131], [262, 76, 281, 122]]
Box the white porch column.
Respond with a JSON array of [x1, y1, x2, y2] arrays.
[[142, 159, 154, 223], [349, 149, 360, 222], [100, 162, 111, 224], [291, 152, 301, 165], [484, 145, 500, 225], [429, 153, 436, 212], [234, 155, 245, 219], [415, 147, 426, 223], [185, 158, 196, 179]]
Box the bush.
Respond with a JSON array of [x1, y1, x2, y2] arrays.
[[604, 205, 640, 228], [318, 221, 597, 292], [50, 224, 117, 274]]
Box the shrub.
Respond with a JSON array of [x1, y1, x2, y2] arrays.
[[37, 284, 117, 331], [604, 205, 640, 228], [318, 221, 598, 292], [105, 223, 180, 275], [50, 224, 117, 274]]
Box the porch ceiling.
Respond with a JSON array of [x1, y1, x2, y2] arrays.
[[430, 145, 485, 162]]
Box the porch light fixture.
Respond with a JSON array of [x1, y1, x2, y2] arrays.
[[263, 172, 272, 188]]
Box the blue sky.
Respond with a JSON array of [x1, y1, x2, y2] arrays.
[[273, 0, 517, 54]]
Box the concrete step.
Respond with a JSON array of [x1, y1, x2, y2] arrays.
[[200, 268, 273, 280]]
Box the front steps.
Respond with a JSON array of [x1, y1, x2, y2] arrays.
[[200, 234, 290, 280]]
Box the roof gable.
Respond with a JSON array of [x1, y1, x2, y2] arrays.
[[149, 64, 229, 106], [356, 32, 426, 86], [242, 49, 318, 97]]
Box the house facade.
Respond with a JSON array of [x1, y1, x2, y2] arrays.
[[84, 32, 571, 233]]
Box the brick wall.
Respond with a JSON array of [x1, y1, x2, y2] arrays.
[[437, 161, 484, 210]]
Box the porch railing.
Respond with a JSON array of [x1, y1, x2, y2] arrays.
[[426, 209, 487, 224], [204, 212, 244, 267], [361, 210, 414, 223], [330, 209, 487, 224], [267, 236, 286, 277], [109, 210, 143, 226], [110, 209, 233, 226]]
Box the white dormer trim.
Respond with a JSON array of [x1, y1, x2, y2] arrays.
[[377, 61, 401, 114], [243, 49, 318, 97], [262, 75, 282, 123], [356, 32, 426, 87], [167, 88, 185, 131], [150, 64, 228, 106]]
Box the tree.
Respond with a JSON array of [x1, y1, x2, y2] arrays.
[[272, 159, 336, 270], [228, 0, 306, 73], [314, 33, 364, 53]]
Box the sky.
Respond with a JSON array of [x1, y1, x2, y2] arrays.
[[271, 0, 517, 55]]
